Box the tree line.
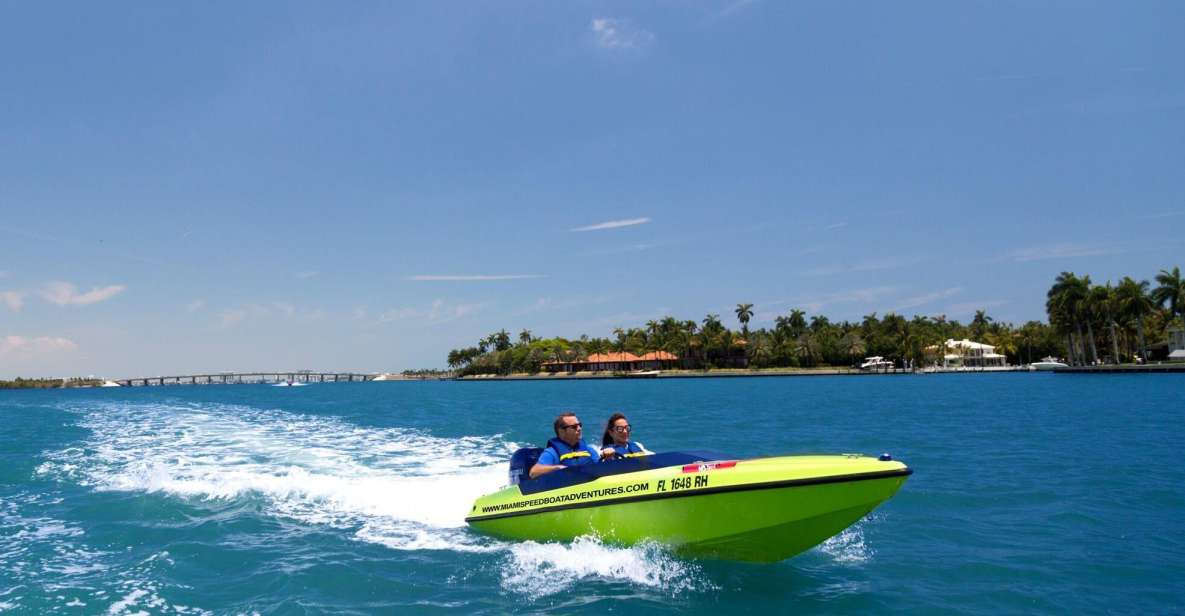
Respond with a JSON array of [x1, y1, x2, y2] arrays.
[[1045, 266, 1183, 366], [0, 377, 104, 389], [446, 266, 1183, 375]]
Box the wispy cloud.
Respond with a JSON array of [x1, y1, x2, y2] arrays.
[[219, 307, 252, 328], [717, 0, 758, 18], [407, 274, 544, 281], [374, 299, 489, 326], [186, 300, 205, 313], [1, 291, 24, 312], [0, 335, 78, 355], [1007, 243, 1117, 262], [570, 217, 651, 232], [217, 302, 322, 328], [40, 281, 126, 306], [295, 270, 319, 280], [590, 18, 654, 50], [894, 287, 963, 311], [801, 257, 921, 277], [823, 221, 849, 231]]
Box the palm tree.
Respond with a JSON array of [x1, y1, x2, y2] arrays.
[[746, 331, 772, 368], [1089, 284, 1120, 363], [735, 303, 754, 340], [970, 310, 992, 341], [683, 320, 701, 368], [787, 309, 807, 337], [794, 332, 817, 367], [612, 327, 627, 352], [645, 320, 661, 348], [840, 332, 865, 366], [494, 330, 512, 352], [1116, 277, 1154, 362], [518, 329, 533, 345], [701, 314, 725, 366], [1047, 272, 1092, 365], [1153, 266, 1185, 321], [1078, 277, 1100, 364]]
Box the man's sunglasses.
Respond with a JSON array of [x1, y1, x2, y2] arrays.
[[560, 423, 582, 431]]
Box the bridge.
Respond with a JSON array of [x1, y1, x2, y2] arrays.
[[115, 372, 376, 387]]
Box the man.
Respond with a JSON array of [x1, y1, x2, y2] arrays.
[[528, 412, 610, 479]]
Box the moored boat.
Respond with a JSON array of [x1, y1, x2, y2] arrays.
[[1029, 356, 1069, 371], [465, 450, 911, 563], [860, 356, 894, 371]]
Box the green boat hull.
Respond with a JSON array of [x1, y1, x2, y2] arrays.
[[466, 455, 911, 563]]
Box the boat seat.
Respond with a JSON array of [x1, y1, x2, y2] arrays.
[[508, 447, 544, 486], [516, 450, 733, 496]]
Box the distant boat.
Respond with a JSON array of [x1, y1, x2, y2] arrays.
[[623, 370, 661, 378], [859, 356, 894, 371], [1029, 357, 1069, 371], [272, 381, 307, 387]]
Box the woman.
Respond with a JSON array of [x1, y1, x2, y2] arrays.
[[600, 412, 653, 460]]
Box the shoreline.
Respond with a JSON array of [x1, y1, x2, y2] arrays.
[[453, 363, 1185, 381], [456, 366, 1024, 381]]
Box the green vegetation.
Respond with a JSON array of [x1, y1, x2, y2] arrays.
[[399, 368, 454, 379], [0, 377, 103, 389], [446, 266, 1182, 376], [1047, 267, 1184, 365]]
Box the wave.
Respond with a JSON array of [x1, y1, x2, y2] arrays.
[[36, 399, 723, 596], [37, 398, 877, 599], [0, 491, 207, 614]]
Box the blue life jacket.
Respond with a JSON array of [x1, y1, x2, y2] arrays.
[[544, 437, 598, 467], [603, 440, 649, 460]]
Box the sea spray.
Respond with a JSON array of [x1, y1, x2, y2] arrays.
[[499, 536, 715, 600], [37, 399, 514, 553], [35, 398, 724, 599]]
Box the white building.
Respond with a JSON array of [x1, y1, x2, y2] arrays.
[[1168, 325, 1185, 361], [938, 338, 1008, 369]]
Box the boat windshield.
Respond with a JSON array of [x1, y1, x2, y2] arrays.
[[518, 450, 734, 495]]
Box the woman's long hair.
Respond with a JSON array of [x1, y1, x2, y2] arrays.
[[602, 412, 629, 446]]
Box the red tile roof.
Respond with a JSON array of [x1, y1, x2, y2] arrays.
[[541, 350, 679, 366], [585, 352, 642, 363]]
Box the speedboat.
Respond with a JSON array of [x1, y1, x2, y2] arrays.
[[272, 380, 307, 387], [465, 449, 911, 563], [859, 356, 894, 371], [1029, 357, 1069, 371]]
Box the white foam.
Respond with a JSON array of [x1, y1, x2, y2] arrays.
[[815, 517, 874, 564], [106, 589, 148, 615], [37, 399, 728, 597], [40, 399, 514, 553], [500, 536, 714, 599]]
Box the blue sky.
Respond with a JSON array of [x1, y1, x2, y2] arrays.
[[2, 1, 1183, 378]]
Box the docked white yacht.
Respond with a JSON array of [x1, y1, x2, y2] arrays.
[[860, 356, 894, 371], [1029, 357, 1069, 371]]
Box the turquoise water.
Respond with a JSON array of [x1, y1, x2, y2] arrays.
[[2, 374, 1183, 614]]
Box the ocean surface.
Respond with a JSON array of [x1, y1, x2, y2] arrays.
[[1, 374, 1182, 614]]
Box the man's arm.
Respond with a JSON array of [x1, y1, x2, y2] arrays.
[[529, 448, 563, 479], [528, 462, 564, 479]]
